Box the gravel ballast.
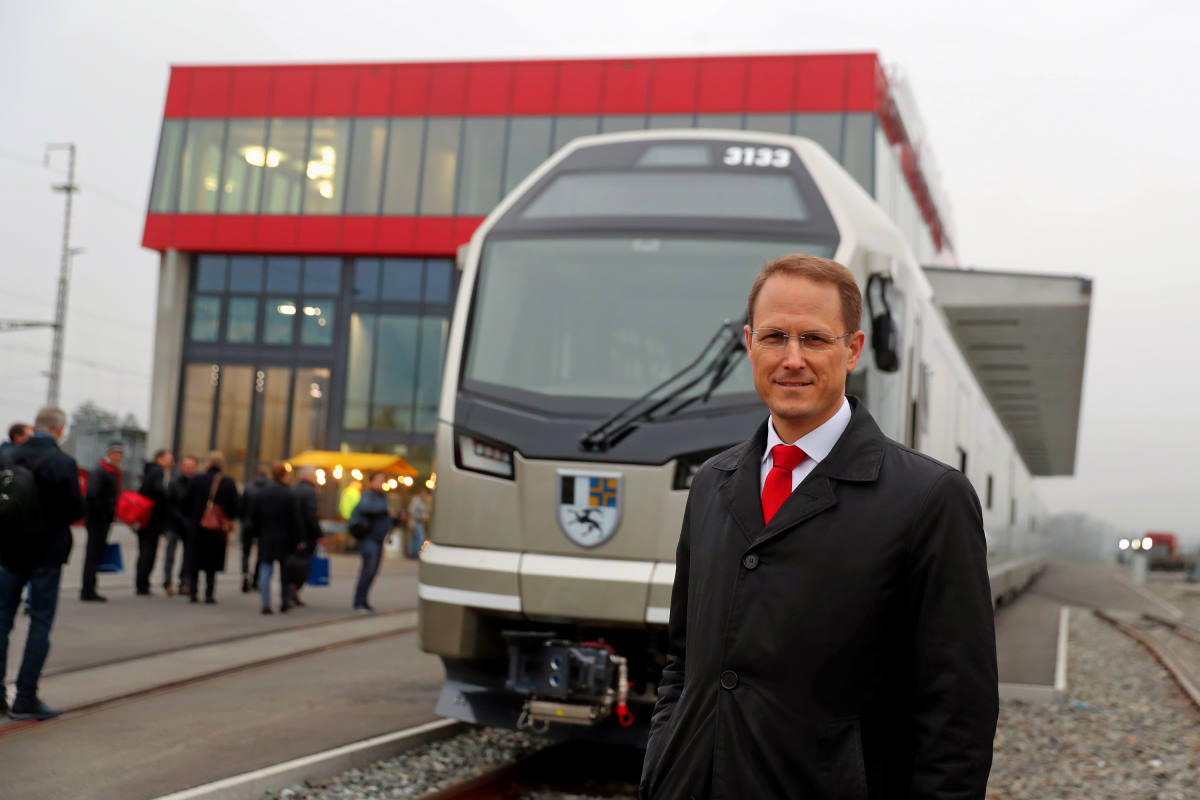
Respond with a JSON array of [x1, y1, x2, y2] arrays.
[[270, 606, 1199, 799]]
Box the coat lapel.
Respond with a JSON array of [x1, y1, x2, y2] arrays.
[[716, 420, 769, 546]]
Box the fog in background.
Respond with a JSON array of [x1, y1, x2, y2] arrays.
[[2, 0, 1197, 541]]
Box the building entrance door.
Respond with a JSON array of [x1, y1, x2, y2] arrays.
[[177, 363, 331, 485]]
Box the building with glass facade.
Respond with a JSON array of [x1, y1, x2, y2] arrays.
[[143, 52, 954, 485]]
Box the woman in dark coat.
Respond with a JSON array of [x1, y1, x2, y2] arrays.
[[249, 462, 301, 614], [184, 451, 239, 604]]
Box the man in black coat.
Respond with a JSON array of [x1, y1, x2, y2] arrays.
[[184, 451, 239, 604], [162, 454, 197, 595], [81, 441, 124, 602], [640, 255, 997, 800], [0, 407, 84, 720], [135, 449, 173, 595], [289, 467, 323, 607], [239, 468, 268, 593], [249, 462, 301, 614]]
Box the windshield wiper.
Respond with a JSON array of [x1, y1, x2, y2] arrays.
[[579, 317, 747, 452]]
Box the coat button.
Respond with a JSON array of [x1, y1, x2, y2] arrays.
[[742, 553, 759, 570], [720, 669, 738, 690]]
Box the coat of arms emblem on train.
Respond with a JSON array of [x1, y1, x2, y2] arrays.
[[556, 469, 623, 548]]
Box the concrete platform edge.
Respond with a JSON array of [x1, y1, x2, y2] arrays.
[[150, 718, 463, 800], [998, 606, 1069, 705]]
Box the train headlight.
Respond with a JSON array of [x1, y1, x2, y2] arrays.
[[1131, 538, 1142, 550], [1118, 539, 1130, 550], [1142, 537, 1153, 551], [455, 433, 516, 479]]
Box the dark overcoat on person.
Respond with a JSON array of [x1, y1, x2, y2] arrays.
[[293, 480, 322, 551], [3, 436, 84, 572], [166, 471, 192, 534], [640, 398, 998, 800], [185, 466, 239, 573], [84, 460, 120, 532], [250, 481, 301, 563], [140, 461, 170, 535]]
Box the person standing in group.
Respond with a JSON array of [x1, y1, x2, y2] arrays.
[[185, 451, 239, 604], [640, 255, 997, 800], [0, 407, 84, 720], [81, 441, 124, 602], [0, 423, 30, 459], [290, 467, 323, 607], [135, 449, 173, 596], [406, 487, 430, 559], [162, 454, 197, 596], [250, 463, 300, 614], [349, 473, 394, 613], [239, 468, 268, 593]]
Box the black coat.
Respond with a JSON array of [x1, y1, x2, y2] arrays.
[[166, 472, 192, 534], [640, 399, 998, 800], [140, 462, 169, 534], [84, 460, 120, 531], [293, 480, 322, 550], [186, 467, 239, 573], [251, 481, 301, 562], [5, 435, 84, 570]]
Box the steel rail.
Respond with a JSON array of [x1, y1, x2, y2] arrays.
[[1094, 609, 1200, 710]]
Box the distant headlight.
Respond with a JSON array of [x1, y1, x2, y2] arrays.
[[1142, 537, 1153, 551], [1118, 539, 1130, 550], [455, 433, 515, 479], [673, 447, 728, 490]]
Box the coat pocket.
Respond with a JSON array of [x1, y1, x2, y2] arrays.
[[642, 702, 715, 800], [818, 716, 869, 800]]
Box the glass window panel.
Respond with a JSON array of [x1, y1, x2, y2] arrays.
[[228, 255, 264, 293], [343, 313, 375, 429], [189, 296, 221, 342], [264, 298, 297, 344], [179, 364, 218, 458], [178, 120, 226, 213], [225, 297, 258, 343], [455, 117, 507, 215], [419, 118, 462, 214], [261, 118, 309, 214], [792, 113, 843, 159], [648, 114, 695, 129], [842, 112, 876, 195], [744, 113, 791, 134], [424, 259, 452, 303], [415, 316, 448, 433], [601, 115, 646, 133], [382, 119, 424, 214], [219, 119, 267, 214], [503, 117, 552, 193], [195, 255, 227, 291], [345, 118, 388, 214], [291, 368, 330, 453], [266, 256, 301, 292], [353, 258, 380, 301], [381, 258, 423, 301], [695, 113, 743, 130], [553, 116, 598, 150], [215, 365, 253, 484], [303, 117, 350, 214], [303, 257, 341, 295], [371, 315, 418, 431], [258, 367, 291, 466], [149, 120, 185, 213], [301, 301, 334, 346]]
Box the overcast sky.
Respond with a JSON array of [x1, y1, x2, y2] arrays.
[[3, 0, 1197, 540]]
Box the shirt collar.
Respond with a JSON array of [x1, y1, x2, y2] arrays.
[[762, 396, 852, 466]]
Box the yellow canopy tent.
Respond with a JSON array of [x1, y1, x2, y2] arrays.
[[285, 450, 419, 478]]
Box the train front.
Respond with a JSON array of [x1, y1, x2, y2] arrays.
[[418, 131, 841, 741]]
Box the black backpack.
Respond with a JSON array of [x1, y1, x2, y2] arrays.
[[0, 449, 57, 568]]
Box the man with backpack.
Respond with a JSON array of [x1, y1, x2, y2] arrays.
[[0, 407, 84, 720]]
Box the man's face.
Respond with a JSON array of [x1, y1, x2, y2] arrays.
[[369, 474, 386, 491], [181, 457, 198, 477], [158, 452, 175, 469], [744, 274, 864, 441], [108, 450, 124, 467]]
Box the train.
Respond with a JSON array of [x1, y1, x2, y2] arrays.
[[416, 129, 1042, 741]]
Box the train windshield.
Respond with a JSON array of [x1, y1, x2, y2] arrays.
[[463, 235, 834, 407]]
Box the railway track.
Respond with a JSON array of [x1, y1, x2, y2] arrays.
[[422, 740, 641, 800], [1095, 609, 1200, 709]]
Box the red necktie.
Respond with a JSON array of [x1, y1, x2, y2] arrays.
[[762, 444, 806, 524]]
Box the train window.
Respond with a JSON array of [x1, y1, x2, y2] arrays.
[[521, 171, 809, 221]]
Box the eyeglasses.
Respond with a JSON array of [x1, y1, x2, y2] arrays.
[[750, 328, 854, 351]]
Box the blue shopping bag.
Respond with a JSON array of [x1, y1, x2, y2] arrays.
[[307, 555, 330, 586], [97, 542, 123, 573]]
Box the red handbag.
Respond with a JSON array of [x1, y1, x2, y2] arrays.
[[199, 476, 234, 534], [116, 490, 154, 530]]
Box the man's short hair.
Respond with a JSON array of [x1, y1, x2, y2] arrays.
[[8, 423, 28, 441], [270, 462, 289, 481], [33, 407, 67, 432], [207, 450, 225, 470], [153, 449, 170, 461], [181, 454, 198, 465], [746, 254, 863, 334]]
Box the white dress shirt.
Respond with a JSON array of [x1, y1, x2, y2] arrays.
[[759, 397, 852, 493]]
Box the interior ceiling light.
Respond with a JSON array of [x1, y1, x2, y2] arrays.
[[277, 303, 297, 315], [242, 147, 283, 167], [307, 161, 333, 180], [318, 180, 334, 199], [303, 306, 321, 316], [321, 146, 335, 164]]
